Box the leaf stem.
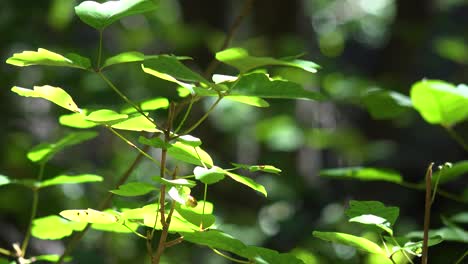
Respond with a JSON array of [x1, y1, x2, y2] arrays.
[[0, 247, 13, 257], [174, 97, 194, 134], [97, 72, 161, 130], [398, 181, 466, 204], [97, 30, 103, 69], [422, 162, 434, 264], [444, 126, 468, 152], [454, 248, 468, 264], [211, 248, 252, 264], [201, 184, 208, 230], [182, 96, 223, 135], [21, 162, 45, 257]]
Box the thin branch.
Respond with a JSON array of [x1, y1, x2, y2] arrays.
[[422, 163, 434, 264], [97, 30, 103, 69], [204, 0, 256, 78], [454, 248, 468, 264], [182, 96, 223, 135], [165, 236, 184, 248]]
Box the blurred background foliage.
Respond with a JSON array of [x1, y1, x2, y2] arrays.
[[1, 0, 467, 263]]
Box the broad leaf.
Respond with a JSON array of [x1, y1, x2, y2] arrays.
[[121, 97, 169, 113], [110, 182, 156, 196], [60, 208, 121, 224], [194, 166, 225, 185], [345, 200, 400, 235], [167, 141, 214, 167], [84, 109, 128, 123], [410, 79, 468, 125], [142, 209, 199, 232], [27, 131, 98, 163], [232, 163, 282, 174], [385, 236, 443, 256], [152, 176, 197, 188], [176, 135, 202, 147], [320, 167, 402, 183], [450, 212, 468, 223], [6, 48, 91, 69], [244, 246, 305, 264], [168, 186, 192, 205], [230, 73, 324, 101], [225, 171, 267, 197], [34, 255, 72, 263], [312, 231, 385, 255], [0, 175, 36, 189], [12, 85, 81, 113], [0, 175, 11, 186], [175, 202, 215, 228], [178, 86, 270, 107], [102, 51, 158, 69], [110, 113, 161, 132], [75, 0, 157, 30], [142, 55, 209, 87], [361, 88, 413, 119], [40, 174, 103, 188], [32, 215, 86, 240], [216, 47, 319, 73], [59, 111, 97, 128]]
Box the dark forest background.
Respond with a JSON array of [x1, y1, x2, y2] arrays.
[[1, 0, 467, 263]]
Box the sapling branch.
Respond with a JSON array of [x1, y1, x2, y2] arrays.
[[97, 30, 103, 70], [20, 162, 45, 257], [422, 162, 434, 264], [182, 96, 223, 135]]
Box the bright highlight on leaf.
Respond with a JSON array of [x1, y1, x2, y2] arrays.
[[12, 85, 81, 113], [216, 47, 320, 73], [361, 88, 413, 119], [60, 208, 120, 224], [6, 48, 91, 69], [320, 167, 403, 183], [32, 215, 86, 240], [40, 174, 103, 188], [120, 97, 169, 113], [225, 171, 267, 197], [194, 166, 225, 185], [312, 231, 385, 255], [232, 163, 282, 174], [74, 0, 158, 30], [27, 131, 98, 163], [84, 109, 128, 123], [102, 51, 159, 69], [410, 79, 468, 126]]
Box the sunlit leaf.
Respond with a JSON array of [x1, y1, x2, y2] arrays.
[[450, 212, 468, 223], [40, 174, 103, 188], [432, 160, 468, 184], [168, 186, 192, 205], [410, 79, 468, 126], [74, 0, 157, 30], [244, 246, 305, 264], [0, 175, 11, 186], [232, 163, 282, 174], [110, 182, 157, 196], [312, 231, 385, 255], [32, 215, 86, 240], [230, 73, 324, 101], [176, 135, 202, 147], [225, 171, 267, 197], [34, 254, 72, 263], [194, 166, 225, 185], [0, 175, 36, 189], [384, 236, 443, 257], [320, 167, 402, 183], [27, 131, 98, 163], [216, 47, 319, 73], [84, 109, 128, 123], [361, 88, 413, 119], [175, 202, 215, 228], [12, 85, 81, 113], [102, 51, 159, 69], [121, 97, 169, 113], [152, 176, 196, 188], [111, 113, 161, 132], [346, 200, 399, 235], [6, 48, 91, 69], [59, 111, 97, 128], [60, 208, 121, 224], [167, 141, 213, 167]]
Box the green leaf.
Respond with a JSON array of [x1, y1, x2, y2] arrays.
[[225, 171, 267, 197], [232, 163, 282, 174], [12, 85, 81, 113], [432, 160, 468, 184], [120, 97, 169, 113], [34, 254, 72, 263], [230, 73, 324, 101], [0, 175, 11, 186], [167, 141, 214, 167], [216, 47, 319, 73], [361, 88, 413, 119], [175, 202, 216, 228], [59, 111, 98, 128], [111, 113, 161, 132], [141, 206, 199, 232], [6, 48, 91, 69], [102, 51, 156, 69], [60, 208, 121, 224], [152, 176, 197, 188], [74, 0, 157, 30], [32, 215, 86, 240], [244, 246, 305, 264], [385, 236, 443, 256], [450, 212, 468, 223], [176, 135, 202, 147], [194, 166, 225, 185], [178, 86, 270, 107], [434, 37, 468, 64], [110, 182, 156, 196], [139, 136, 169, 149], [312, 231, 385, 255], [0, 175, 36, 189], [410, 79, 468, 125], [346, 200, 399, 235], [84, 109, 128, 123], [320, 167, 403, 183], [27, 131, 98, 163], [39, 174, 103, 188]]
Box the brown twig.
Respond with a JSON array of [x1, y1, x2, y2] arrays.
[[422, 162, 434, 264], [203, 0, 255, 79]]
